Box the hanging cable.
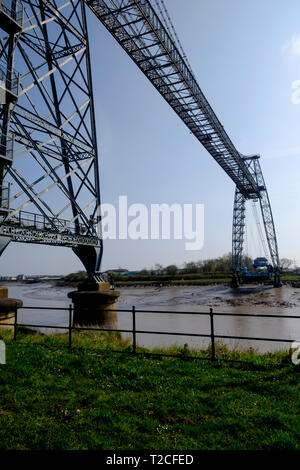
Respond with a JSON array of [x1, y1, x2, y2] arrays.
[[153, 0, 175, 42], [152, 0, 196, 77], [247, 205, 260, 261], [244, 207, 248, 258]]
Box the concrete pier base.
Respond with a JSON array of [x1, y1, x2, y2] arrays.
[[273, 273, 282, 288], [67, 282, 120, 329], [230, 274, 240, 289], [0, 287, 23, 329]]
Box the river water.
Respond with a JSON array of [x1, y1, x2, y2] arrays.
[[3, 282, 300, 353]]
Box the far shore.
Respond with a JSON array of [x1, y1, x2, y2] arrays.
[[1, 276, 300, 289]]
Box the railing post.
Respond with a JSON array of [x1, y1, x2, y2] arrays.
[[132, 305, 136, 354], [68, 304, 72, 349], [14, 302, 18, 341], [209, 307, 216, 361]]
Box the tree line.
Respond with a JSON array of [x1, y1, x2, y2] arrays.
[[141, 253, 253, 276], [139, 254, 295, 276]]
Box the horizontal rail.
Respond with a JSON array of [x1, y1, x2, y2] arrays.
[[2, 321, 293, 344], [1, 304, 299, 363], [19, 305, 300, 319], [20, 306, 76, 311]]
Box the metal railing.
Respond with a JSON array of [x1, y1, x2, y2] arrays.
[[0, 0, 23, 25], [1, 210, 92, 235], [0, 183, 10, 210], [1, 304, 299, 362], [0, 61, 20, 96], [0, 133, 14, 160]]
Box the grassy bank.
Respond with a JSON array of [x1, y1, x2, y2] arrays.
[[114, 272, 300, 287], [55, 272, 233, 287], [0, 329, 299, 450], [115, 278, 232, 287]]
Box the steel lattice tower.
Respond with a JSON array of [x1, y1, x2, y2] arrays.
[[0, 0, 281, 286], [0, 0, 103, 279]]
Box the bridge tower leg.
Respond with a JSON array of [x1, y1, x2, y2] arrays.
[[252, 159, 281, 287], [0, 0, 21, 259], [231, 187, 246, 288]]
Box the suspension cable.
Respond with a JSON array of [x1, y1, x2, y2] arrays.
[[251, 200, 269, 260], [152, 0, 195, 76]]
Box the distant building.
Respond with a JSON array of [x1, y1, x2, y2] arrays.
[[105, 269, 129, 276]]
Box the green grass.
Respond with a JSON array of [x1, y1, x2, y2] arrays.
[[0, 328, 299, 450], [54, 271, 300, 287], [113, 273, 300, 287]]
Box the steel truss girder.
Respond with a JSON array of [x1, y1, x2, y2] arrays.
[[86, 0, 260, 198], [0, 0, 103, 279], [0, 223, 100, 246]]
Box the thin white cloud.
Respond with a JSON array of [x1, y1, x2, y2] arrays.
[[282, 34, 300, 56]]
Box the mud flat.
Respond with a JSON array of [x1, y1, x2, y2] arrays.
[[117, 283, 300, 311]]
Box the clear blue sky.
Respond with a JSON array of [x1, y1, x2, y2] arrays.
[[2, 0, 300, 275]]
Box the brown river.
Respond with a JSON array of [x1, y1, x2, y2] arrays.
[[3, 283, 300, 353]]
